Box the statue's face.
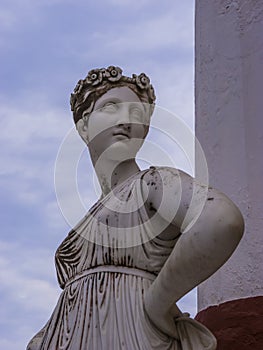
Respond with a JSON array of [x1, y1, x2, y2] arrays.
[[83, 86, 150, 163]]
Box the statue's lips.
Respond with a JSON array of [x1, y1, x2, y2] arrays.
[[112, 131, 130, 139]]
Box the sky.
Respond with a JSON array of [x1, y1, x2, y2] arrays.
[[0, 1, 196, 348]]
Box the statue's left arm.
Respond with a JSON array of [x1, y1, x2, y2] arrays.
[[142, 167, 244, 338]]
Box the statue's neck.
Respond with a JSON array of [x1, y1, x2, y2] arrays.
[[92, 158, 141, 197]]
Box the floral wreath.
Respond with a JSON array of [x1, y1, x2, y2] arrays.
[[70, 66, 156, 124]]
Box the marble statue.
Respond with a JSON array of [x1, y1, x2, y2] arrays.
[[26, 66, 244, 350]]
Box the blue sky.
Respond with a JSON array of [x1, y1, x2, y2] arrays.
[[0, 1, 195, 348]]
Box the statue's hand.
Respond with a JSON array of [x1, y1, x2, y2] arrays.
[[144, 296, 182, 340]]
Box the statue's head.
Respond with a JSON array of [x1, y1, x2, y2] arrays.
[[70, 66, 156, 125], [70, 66, 156, 163]]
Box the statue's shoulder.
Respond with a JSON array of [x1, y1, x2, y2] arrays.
[[142, 166, 193, 185], [141, 166, 192, 205]]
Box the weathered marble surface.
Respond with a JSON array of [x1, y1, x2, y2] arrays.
[[27, 67, 244, 349]]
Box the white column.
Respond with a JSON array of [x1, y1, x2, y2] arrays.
[[195, 0, 263, 310]]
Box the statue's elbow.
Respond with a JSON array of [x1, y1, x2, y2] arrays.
[[233, 207, 245, 240], [224, 202, 245, 248], [209, 193, 245, 252]]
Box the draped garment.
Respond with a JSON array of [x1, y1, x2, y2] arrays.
[[27, 167, 216, 350]]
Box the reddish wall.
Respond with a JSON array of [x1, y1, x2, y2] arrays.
[[195, 296, 263, 350]]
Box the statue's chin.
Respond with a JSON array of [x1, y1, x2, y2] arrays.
[[100, 141, 141, 162]]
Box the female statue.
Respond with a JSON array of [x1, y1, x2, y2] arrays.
[[27, 66, 244, 349]]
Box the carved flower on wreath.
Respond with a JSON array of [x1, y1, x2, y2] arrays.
[[70, 93, 76, 111], [86, 69, 103, 86], [134, 73, 150, 89], [148, 85, 156, 102], [73, 79, 84, 94], [105, 66, 122, 82]]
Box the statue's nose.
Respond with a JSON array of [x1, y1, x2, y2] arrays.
[[117, 123, 131, 132], [116, 104, 132, 125]]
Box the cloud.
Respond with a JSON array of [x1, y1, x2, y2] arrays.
[[0, 96, 70, 149], [0, 95, 71, 193], [105, 12, 193, 53], [45, 200, 71, 230], [105, 0, 152, 7], [75, 9, 193, 67], [0, 2, 196, 349], [154, 64, 194, 129], [0, 95, 76, 230], [0, 241, 60, 348], [0, 0, 73, 28], [0, 8, 16, 31]]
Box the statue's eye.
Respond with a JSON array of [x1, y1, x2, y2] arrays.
[[130, 107, 143, 120], [101, 102, 118, 112]]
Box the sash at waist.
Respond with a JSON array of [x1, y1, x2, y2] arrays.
[[64, 265, 157, 288]]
